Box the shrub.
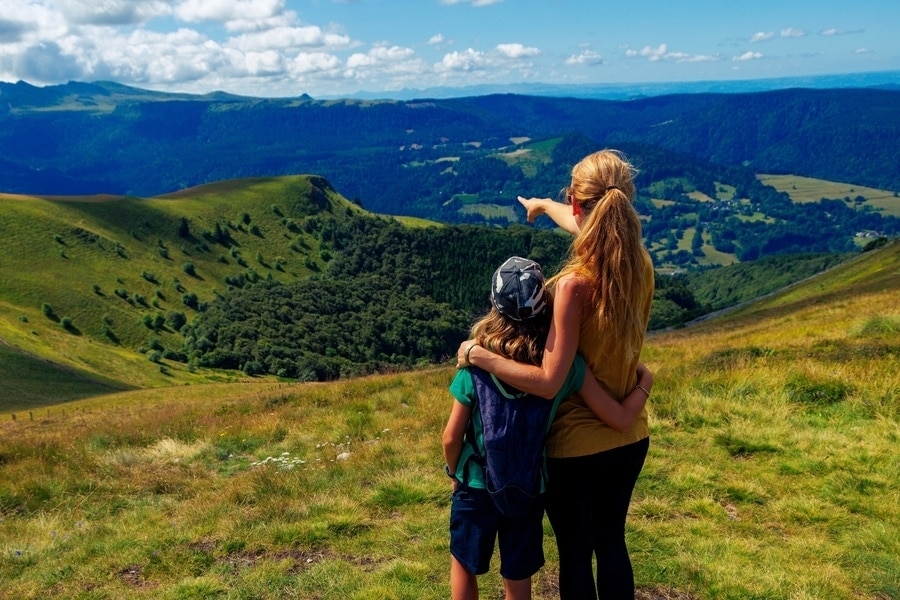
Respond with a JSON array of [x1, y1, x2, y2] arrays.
[[177, 217, 191, 238], [92, 284, 102, 295], [182, 293, 199, 310], [60, 316, 74, 330], [147, 350, 162, 363], [41, 303, 54, 318], [182, 262, 197, 276], [166, 311, 187, 331]]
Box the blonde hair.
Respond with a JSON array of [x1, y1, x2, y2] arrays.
[[550, 149, 652, 362], [471, 306, 552, 367]]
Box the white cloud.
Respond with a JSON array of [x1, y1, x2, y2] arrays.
[[428, 34, 444, 45], [290, 51, 342, 76], [626, 43, 668, 61], [750, 32, 774, 43], [780, 28, 806, 38], [565, 50, 602, 66], [175, 0, 282, 24], [176, 0, 306, 33], [227, 25, 351, 53], [820, 28, 864, 36], [55, 0, 171, 26], [437, 48, 486, 72], [625, 44, 716, 64], [496, 43, 539, 59], [346, 45, 415, 69], [854, 47, 872, 54], [733, 51, 763, 62]]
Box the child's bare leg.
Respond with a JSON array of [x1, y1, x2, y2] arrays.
[[503, 576, 532, 600], [451, 556, 478, 600]]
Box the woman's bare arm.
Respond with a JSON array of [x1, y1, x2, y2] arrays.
[[518, 196, 580, 236], [459, 275, 588, 398], [578, 363, 653, 432]]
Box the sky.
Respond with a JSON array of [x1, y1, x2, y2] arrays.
[[1, 0, 898, 98]]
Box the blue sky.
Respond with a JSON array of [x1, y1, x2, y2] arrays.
[[1, 0, 897, 98]]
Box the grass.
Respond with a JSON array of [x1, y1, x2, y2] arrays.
[[1, 242, 898, 599], [758, 174, 900, 217], [0, 177, 356, 392]]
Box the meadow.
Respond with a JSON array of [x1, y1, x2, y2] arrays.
[[757, 174, 900, 218], [1, 241, 897, 599]]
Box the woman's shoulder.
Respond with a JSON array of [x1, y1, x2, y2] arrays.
[[555, 272, 594, 296]]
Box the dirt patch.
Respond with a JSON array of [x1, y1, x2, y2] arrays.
[[119, 564, 155, 589], [218, 547, 384, 575]]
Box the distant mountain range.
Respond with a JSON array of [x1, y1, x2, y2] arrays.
[[1, 78, 898, 214], [326, 70, 900, 101]]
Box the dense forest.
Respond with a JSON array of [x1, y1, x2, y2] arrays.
[[179, 206, 867, 380], [182, 214, 574, 379]]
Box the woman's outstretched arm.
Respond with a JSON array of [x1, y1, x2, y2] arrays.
[[458, 275, 588, 399], [518, 196, 580, 236]]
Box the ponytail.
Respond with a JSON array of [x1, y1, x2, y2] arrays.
[[550, 151, 651, 362]]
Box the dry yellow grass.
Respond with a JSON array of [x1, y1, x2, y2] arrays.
[[1, 244, 897, 599]]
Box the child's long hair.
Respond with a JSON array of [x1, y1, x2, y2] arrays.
[[470, 303, 553, 367]]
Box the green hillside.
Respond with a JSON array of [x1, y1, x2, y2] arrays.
[[0, 240, 896, 599], [0, 176, 357, 397], [0, 176, 570, 403], [1, 175, 887, 409]]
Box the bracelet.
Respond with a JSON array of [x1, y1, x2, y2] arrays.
[[634, 383, 650, 397], [464, 343, 478, 366], [444, 464, 457, 480]]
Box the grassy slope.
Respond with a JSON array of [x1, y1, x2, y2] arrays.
[[758, 173, 900, 218], [0, 242, 896, 599], [0, 177, 363, 401]]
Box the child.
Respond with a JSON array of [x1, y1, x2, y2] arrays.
[[442, 256, 652, 600]]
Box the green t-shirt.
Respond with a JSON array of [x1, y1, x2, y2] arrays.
[[447, 354, 586, 489]]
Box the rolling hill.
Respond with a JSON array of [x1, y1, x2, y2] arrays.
[[0, 230, 896, 599], [0, 172, 892, 412]]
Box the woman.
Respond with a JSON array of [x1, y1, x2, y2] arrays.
[[457, 149, 654, 599]]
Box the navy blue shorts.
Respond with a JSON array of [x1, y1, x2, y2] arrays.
[[449, 484, 545, 581]]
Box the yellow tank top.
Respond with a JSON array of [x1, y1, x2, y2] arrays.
[[545, 254, 654, 458]]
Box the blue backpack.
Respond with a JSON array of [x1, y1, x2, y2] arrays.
[[468, 368, 553, 519]]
